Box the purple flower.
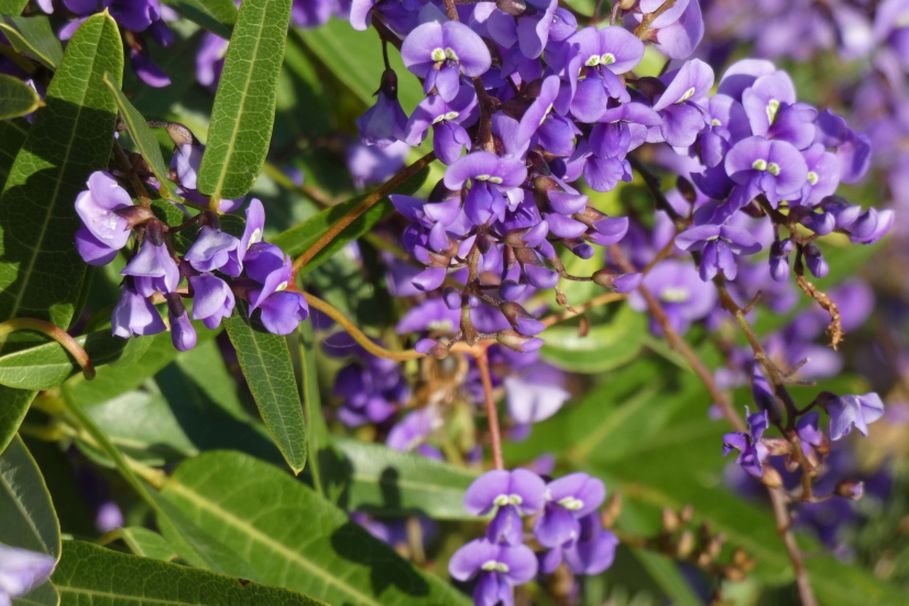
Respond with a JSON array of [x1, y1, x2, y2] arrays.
[[404, 85, 478, 164], [332, 352, 408, 427], [0, 545, 55, 604], [722, 407, 769, 478], [725, 135, 808, 205], [387, 406, 441, 452], [448, 539, 537, 606], [74, 171, 134, 265], [196, 33, 229, 88], [357, 69, 408, 147], [629, 260, 717, 335], [541, 512, 618, 575], [444, 151, 527, 224], [464, 469, 546, 545], [347, 140, 410, 189], [112, 282, 167, 338], [651, 59, 713, 148], [165, 294, 196, 351], [189, 273, 235, 330], [636, 0, 704, 59], [121, 222, 181, 296], [534, 473, 605, 548], [170, 142, 242, 213], [504, 362, 569, 424], [184, 227, 241, 276], [675, 222, 762, 281], [401, 21, 491, 102], [243, 243, 309, 335], [825, 392, 885, 441]]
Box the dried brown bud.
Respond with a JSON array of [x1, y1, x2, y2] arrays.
[[496, 0, 527, 16], [676, 530, 695, 559], [761, 466, 783, 489], [662, 507, 680, 533], [835, 480, 864, 500], [164, 122, 194, 147]]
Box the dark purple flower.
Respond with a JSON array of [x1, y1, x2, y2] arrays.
[[449, 539, 537, 606], [444, 151, 527, 224], [722, 407, 769, 478], [357, 69, 408, 147], [401, 20, 491, 102], [112, 282, 167, 338], [405, 85, 478, 164], [534, 473, 605, 548], [0, 544, 56, 603], [825, 392, 885, 441], [464, 469, 546, 545], [725, 135, 808, 205]]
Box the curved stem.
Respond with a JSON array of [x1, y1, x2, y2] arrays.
[[301, 292, 424, 362], [291, 151, 436, 275], [0, 318, 95, 379]]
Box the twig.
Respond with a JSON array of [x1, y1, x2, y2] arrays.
[[0, 318, 95, 379], [475, 347, 504, 470]]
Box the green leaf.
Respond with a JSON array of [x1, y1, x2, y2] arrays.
[[162, 451, 471, 606], [197, 0, 292, 200], [271, 165, 429, 273], [0, 120, 28, 189], [332, 439, 477, 520], [0, 435, 60, 557], [0, 329, 138, 390], [103, 73, 176, 198], [540, 304, 646, 374], [301, 20, 422, 110], [0, 74, 40, 119], [0, 0, 27, 15], [299, 321, 328, 494], [13, 581, 58, 606], [0, 16, 64, 69], [54, 540, 326, 605], [224, 312, 307, 474], [0, 12, 123, 327], [161, 0, 237, 38], [115, 526, 178, 562], [0, 387, 33, 454]]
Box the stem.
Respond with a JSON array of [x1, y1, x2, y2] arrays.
[[291, 151, 436, 275], [475, 348, 504, 470], [0, 318, 95, 379], [540, 293, 626, 328], [634, 0, 678, 39], [301, 292, 425, 361]]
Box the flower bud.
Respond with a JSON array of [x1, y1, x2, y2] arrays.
[[165, 294, 196, 352], [497, 329, 544, 353], [805, 244, 828, 278], [496, 0, 527, 16], [501, 302, 545, 336], [835, 480, 864, 500], [761, 466, 783, 488], [676, 530, 695, 559]]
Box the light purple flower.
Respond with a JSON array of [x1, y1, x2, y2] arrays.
[[825, 392, 885, 441], [357, 69, 408, 147], [541, 512, 618, 575], [243, 243, 309, 335], [74, 171, 134, 264], [652, 59, 713, 148], [464, 469, 545, 545], [189, 273, 235, 330], [448, 539, 537, 606], [0, 544, 56, 604], [184, 227, 241, 276], [534, 473, 605, 548], [401, 21, 491, 102], [675, 222, 762, 281], [725, 135, 808, 205], [504, 362, 569, 424], [444, 151, 527, 224], [112, 282, 167, 338], [121, 223, 181, 296]]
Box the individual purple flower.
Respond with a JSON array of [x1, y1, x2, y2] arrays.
[[184, 226, 241, 275], [722, 407, 769, 478], [357, 69, 408, 147], [515, 0, 559, 59], [169, 141, 242, 213], [824, 392, 885, 441], [534, 473, 605, 549], [629, 260, 717, 335], [725, 135, 808, 205], [243, 243, 309, 335], [541, 512, 618, 575], [444, 151, 527, 224], [448, 539, 537, 606], [651, 59, 714, 148], [188, 273, 235, 330], [464, 469, 546, 545], [165, 294, 196, 351], [404, 85, 478, 164], [74, 171, 135, 265], [0, 544, 56, 605], [347, 140, 410, 189], [111, 281, 167, 338], [631, 0, 704, 59], [121, 222, 181, 296], [675, 222, 762, 281], [196, 32, 229, 88], [401, 21, 492, 102], [564, 25, 644, 122]]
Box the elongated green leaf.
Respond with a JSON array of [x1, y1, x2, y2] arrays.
[[540, 304, 646, 374], [0, 435, 60, 556], [0, 330, 138, 390], [0, 0, 27, 15], [162, 451, 471, 606], [271, 165, 429, 273], [224, 313, 306, 474], [197, 0, 292, 200], [0, 13, 123, 327], [0, 387, 33, 453], [0, 16, 64, 69], [163, 0, 236, 38], [333, 439, 477, 520], [115, 526, 178, 562], [0, 74, 40, 119], [301, 20, 422, 110], [103, 73, 175, 198], [298, 321, 329, 494], [54, 541, 326, 606], [13, 581, 58, 606]]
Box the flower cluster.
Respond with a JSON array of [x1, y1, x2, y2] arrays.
[[450, 469, 616, 605], [74, 166, 308, 350]]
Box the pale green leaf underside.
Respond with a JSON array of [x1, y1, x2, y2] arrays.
[[197, 0, 292, 199], [0, 15, 64, 69], [0, 74, 40, 119]]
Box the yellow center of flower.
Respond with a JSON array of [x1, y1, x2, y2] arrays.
[[676, 86, 697, 104], [557, 496, 584, 511], [481, 560, 511, 573], [431, 47, 446, 62], [752, 159, 768, 171], [807, 171, 819, 185], [767, 162, 781, 176], [661, 287, 689, 303], [766, 98, 780, 125]]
